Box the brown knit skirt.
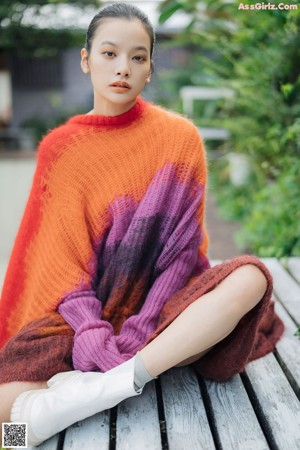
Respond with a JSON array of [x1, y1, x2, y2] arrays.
[[0, 255, 284, 384]]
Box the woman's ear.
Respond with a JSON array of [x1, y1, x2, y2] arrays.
[[81, 48, 90, 74], [146, 60, 154, 83]]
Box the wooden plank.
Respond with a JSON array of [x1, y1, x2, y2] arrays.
[[274, 299, 300, 396], [160, 366, 215, 450], [285, 257, 300, 284], [36, 434, 60, 450], [116, 381, 161, 450], [262, 258, 300, 323], [63, 411, 110, 449], [205, 375, 269, 450], [244, 353, 300, 449]]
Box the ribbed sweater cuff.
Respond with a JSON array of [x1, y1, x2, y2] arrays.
[[73, 327, 142, 372], [58, 291, 102, 330]]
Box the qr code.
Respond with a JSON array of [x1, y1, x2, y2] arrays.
[[2, 423, 28, 448]]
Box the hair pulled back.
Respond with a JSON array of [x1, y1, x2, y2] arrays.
[[85, 2, 156, 57]]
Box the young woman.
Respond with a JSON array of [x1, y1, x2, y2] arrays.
[[0, 3, 284, 447]]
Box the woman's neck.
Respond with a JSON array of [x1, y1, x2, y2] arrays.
[[68, 96, 147, 127], [90, 98, 137, 117]]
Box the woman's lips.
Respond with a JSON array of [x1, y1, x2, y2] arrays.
[[110, 82, 131, 92]]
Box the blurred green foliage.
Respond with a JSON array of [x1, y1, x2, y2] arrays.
[[159, 0, 300, 257], [0, 0, 99, 57], [22, 105, 87, 143]]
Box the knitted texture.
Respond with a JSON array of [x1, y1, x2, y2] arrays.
[[0, 255, 284, 383], [0, 97, 284, 382], [0, 97, 209, 365]]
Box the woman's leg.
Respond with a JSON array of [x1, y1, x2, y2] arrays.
[[0, 381, 47, 444], [0, 263, 267, 446], [139, 264, 267, 376]]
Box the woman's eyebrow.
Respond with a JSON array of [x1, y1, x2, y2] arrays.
[[100, 41, 148, 53], [134, 46, 148, 53], [100, 41, 117, 47]]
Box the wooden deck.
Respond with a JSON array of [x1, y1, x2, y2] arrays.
[[36, 258, 300, 450]]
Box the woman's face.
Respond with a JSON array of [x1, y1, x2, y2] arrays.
[[81, 18, 152, 116]]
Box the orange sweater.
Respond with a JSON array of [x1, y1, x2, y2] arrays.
[[0, 97, 209, 350]]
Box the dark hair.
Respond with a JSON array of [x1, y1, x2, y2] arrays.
[[85, 2, 156, 57]]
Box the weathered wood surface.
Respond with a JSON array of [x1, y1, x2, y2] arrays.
[[116, 381, 161, 449], [160, 366, 214, 449], [36, 258, 300, 450], [204, 375, 269, 450], [274, 300, 300, 396], [286, 257, 300, 283], [63, 411, 110, 449], [36, 435, 59, 450], [263, 257, 300, 323], [244, 354, 300, 449]]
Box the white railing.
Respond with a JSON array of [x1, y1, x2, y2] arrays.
[[180, 86, 235, 140]]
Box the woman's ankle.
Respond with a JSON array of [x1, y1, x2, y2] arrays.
[[133, 352, 156, 392]]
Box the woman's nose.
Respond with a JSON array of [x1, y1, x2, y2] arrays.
[[116, 57, 131, 77]]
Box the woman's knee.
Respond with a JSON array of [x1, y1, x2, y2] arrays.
[[238, 263, 267, 286], [231, 263, 268, 313]]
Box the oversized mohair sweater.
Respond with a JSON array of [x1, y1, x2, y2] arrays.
[[0, 97, 284, 381], [0, 97, 209, 351]]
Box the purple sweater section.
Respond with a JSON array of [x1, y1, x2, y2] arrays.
[[58, 162, 209, 372]]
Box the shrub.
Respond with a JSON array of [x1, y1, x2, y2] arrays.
[[159, 1, 300, 256]]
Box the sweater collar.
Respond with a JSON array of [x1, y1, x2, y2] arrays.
[[67, 96, 146, 128]]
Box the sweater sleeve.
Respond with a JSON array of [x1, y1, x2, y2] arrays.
[[58, 185, 207, 373], [58, 292, 133, 372], [116, 127, 210, 350], [117, 179, 209, 348]]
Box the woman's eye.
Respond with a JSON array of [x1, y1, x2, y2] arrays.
[[103, 51, 115, 57], [133, 56, 145, 62]]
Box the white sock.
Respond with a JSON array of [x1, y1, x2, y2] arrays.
[[133, 352, 156, 392]]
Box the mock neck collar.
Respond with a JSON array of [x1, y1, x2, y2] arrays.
[[68, 97, 147, 128]]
